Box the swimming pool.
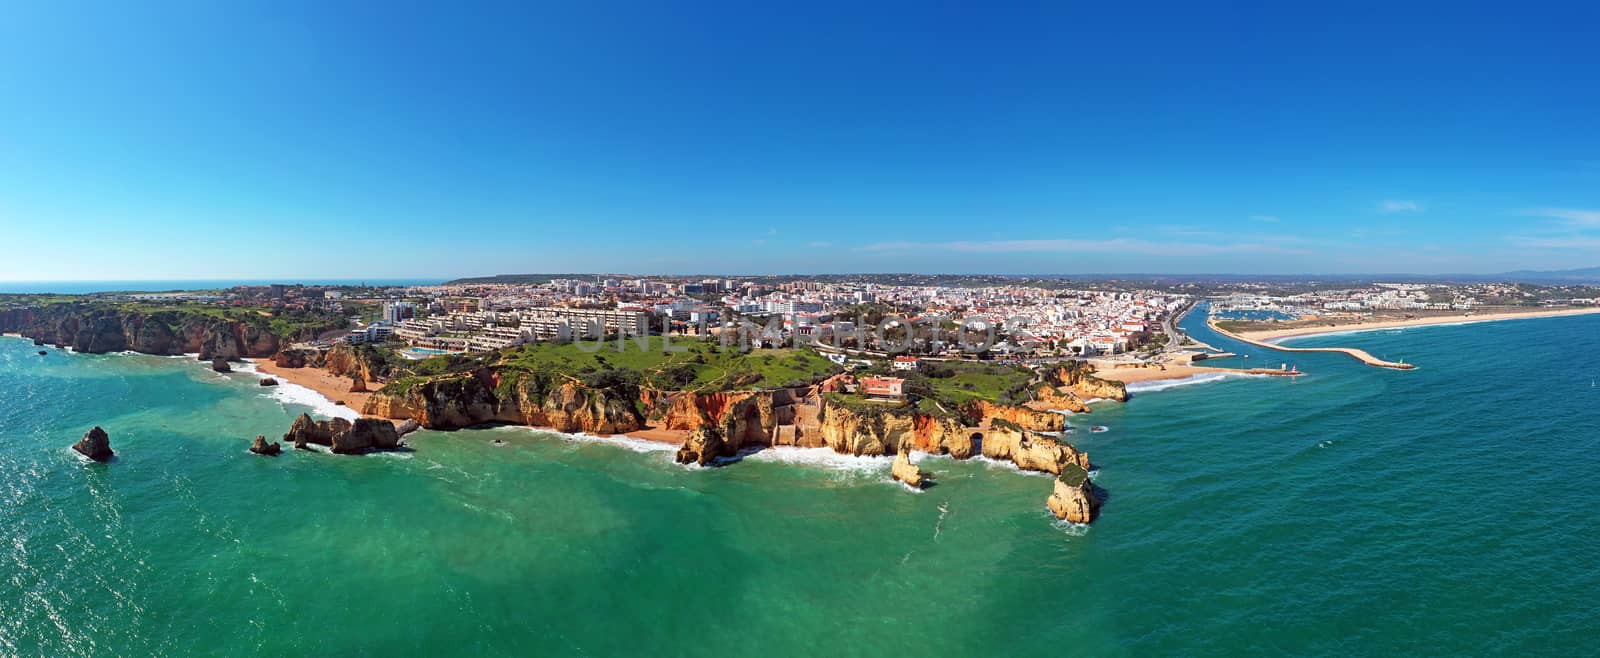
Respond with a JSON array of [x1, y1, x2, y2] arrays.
[[401, 347, 458, 359]]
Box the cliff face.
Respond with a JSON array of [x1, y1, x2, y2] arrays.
[[272, 348, 322, 368], [0, 306, 280, 358], [322, 343, 389, 382], [968, 400, 1066, 432], [657, 388, 1077, 475], [1045, 363, 1128, 402], [980, 427, 1089, 475], [1025, 363, 1129, 413], [362, 370, 645, 434], [1047, 464, 1100, 523]]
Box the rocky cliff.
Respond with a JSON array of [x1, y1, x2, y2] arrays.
[[0, 306, 280, 358], [362, 369, 645, 434], [1045, 362, 1128, 401], [1046, 464, 1100, 524], [967, 400, 1066, 432], [1026, 362, 1130, 413], [322, 343, 393, 383]]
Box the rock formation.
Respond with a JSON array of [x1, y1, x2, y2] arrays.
[[259, 377, 278, 387], [0, 306, 284, 358], [357, 366, 1104, 522], [890, 443, 928, 489], [348, 373, 367, 393], [37, 350, 47, 356], [283, 413, 349, 450], [211, 358, 232, 373], [363, 370, 645, 434], [281, 413, 400, 454], [1046, 464, 1100, 523], [968, 400, 1065, 432], [980, 424, 1088, 475], [396, 419, 421, 438], [322, 343, 389, 383], [272, 348, 321, 368], [674, 426, 725, 466], [1029, 362, 1130, 413], [331, 418, 399, 454], [250, 435, 282, 456], [73, 426, 114, 462]]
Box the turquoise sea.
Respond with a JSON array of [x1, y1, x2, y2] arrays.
[[4, 309, 1600, 656]]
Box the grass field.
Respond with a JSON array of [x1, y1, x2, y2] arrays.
[[921, 361, 1035, 405], [392, 336, 844, 393]]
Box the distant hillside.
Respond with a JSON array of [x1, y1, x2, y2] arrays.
[[444, 269, 1600, 287], [1489, 267, 1600, 284], [442, 274, 598, 285]]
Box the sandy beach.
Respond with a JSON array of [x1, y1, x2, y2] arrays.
[[248, 358, 383, 416], [1234, 306, 1600, 342], [1092, 363, 1239, 383], [624, 427, 689, 444]]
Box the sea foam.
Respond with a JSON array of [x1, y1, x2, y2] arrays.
[[529, 428, 678, 454], [233, 361, 360, 421], [1125, 371, 1245, 393]]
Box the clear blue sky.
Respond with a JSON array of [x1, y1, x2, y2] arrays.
[[3, 1, 1598, 279]]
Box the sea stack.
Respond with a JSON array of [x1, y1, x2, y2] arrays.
[[890, 443, 928, 489], [250, 435, 282, 456], [73, 426, 114, 462], [211, 358, 231, 373], [38, 350, 48, 356], [259, 377, 279, 387], [349, 374, 368, 393], [1046, 464, 1100, 524]]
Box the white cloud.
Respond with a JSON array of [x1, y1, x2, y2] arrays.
[[1521, 207, 1600, 227], [1250, 215, 1280, 222], [807, 241, 832, 248], [1378, 200, 1423, 213]]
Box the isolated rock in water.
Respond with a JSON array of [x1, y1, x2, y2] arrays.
[[32, 337, 45, 346], [38, 350, 48, 356], [211, 358, 232, 373], [1046, 464, 1100, 524], [349, 374, 368, 393], [891, 443, 928, 489], [331, 418, 399, 454], [283, 413, 398, 455], [259, 377, 279, 387], [73, 426, 114, 462], [250, 435, 282, 456], [283, 413, 351, 449]]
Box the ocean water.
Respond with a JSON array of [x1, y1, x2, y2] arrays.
[[3, 309, 1600, 655]]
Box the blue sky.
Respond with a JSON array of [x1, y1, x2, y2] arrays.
[[2, 1, 1598, 280]]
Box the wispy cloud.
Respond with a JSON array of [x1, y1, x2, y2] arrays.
[[807, 241, 832, 248], [1378, 199, 1423, 213], [855, 238, 1308, 256], [1250, 215, 1280, 223], [1508, 236, 1600, 250], [1521, 207, 1600, 227]]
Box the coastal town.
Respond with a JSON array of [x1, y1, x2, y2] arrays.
[[9, 274, 1600, 528]]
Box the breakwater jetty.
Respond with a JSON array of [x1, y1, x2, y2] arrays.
[[1207, 319, 1417, 370]]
